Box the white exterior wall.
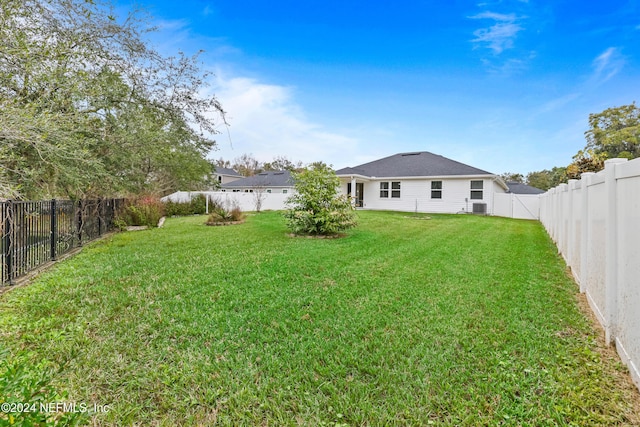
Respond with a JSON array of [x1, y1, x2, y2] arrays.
[[539, 157, 640, 393], [341, 177, 502, 214], [161, 191, 290, 211]]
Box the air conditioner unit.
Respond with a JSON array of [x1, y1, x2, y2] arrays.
[[472, 203, 487, 215]]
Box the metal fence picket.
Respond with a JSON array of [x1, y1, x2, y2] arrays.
[[0, 198, 124, 287]]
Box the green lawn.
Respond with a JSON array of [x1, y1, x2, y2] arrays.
[[1, 211, 638, 426]]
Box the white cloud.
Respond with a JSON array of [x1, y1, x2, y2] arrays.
[[154, 18, 191, 32], [591, 47, 625, 84], [202, 5, 214, 17], [472, 12, 518, 22], [538, 93, 581, 114], [208, 73, 362, 167], [470, 12, 524, 54]]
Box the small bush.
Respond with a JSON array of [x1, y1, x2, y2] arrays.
[[164, 194, 208, 216], [164, 200, 190, 217], [284, 163, 356, 235], [189, 194, 207, 215], [205, 198, 245, 225], [116, 196, 164, 227]]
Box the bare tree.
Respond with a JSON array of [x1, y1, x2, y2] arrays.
[[252, 177, 268, 212], [233, 153, 262, 177]]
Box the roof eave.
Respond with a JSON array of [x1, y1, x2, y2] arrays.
[[336, 173, 373, 181], [353, 173, 498, 180], [491, 176, 510, 191]]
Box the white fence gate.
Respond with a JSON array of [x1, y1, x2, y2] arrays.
[[494, 193, 540, 220], [539, 157, 640, 392]]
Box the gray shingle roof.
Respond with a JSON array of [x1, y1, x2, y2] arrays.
[[506, 182, 545, 194], [335, 151, 494, 178], [221, 170, 293, 188], [215, 167, 241, 176]]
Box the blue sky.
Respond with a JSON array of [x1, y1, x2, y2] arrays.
[[118, 0, 638, 175]]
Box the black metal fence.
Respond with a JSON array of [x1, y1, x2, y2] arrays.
[[1, 198, 125, 286]]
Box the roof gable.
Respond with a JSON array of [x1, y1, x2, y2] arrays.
[[215, 167, 241, 176], [335, 151, 494, 178], [506, 182, 545, 194]]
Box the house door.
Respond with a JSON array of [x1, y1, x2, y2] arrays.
[[355, 183, 364, 207], [347, 183, 364, 207]]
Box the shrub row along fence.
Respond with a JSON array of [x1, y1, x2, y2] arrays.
[[539, 157, 640, 393], [1, 198, 125, 286]]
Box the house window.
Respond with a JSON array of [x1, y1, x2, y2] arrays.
[[283, 189, 288, 194], [380, 182, 389, 198], [380, 181, 401, 198], [391, 181, 401, 198], [470, 180, 483, 200], [431, 181, 442, 199], [267, 189, 272, 193]]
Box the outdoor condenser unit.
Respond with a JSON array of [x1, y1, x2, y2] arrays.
[[472, 203, 487, 215]]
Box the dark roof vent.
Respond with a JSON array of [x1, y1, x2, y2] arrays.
[[401, 152, 421, 156]]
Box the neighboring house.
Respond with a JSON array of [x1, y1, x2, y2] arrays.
[[220, 170, 294, 194], [335, 151, 510, 215], [505, 182, 545, 195], [214, 167, 243, 185]]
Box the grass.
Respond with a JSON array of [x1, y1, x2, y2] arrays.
[[1, 211, 639, 426]]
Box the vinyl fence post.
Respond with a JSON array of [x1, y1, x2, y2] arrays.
[[4, 201, 14, 285], [579, 172, 595, 293], [566, 180, 578, 271], [50, 199, 57, 261], [604, 158, 627, 344]]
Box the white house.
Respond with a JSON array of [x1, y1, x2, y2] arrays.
[[213, 167, 243, 185], [335, 151, 512, 215], [220, 170, 294, 194]]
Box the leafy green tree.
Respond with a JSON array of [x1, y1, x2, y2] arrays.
[[584, 103, 640, 160], [562, 103, 640, 180], [500, 172, 524, 183], [284, 163, 356, 235], [0, 0, 224, 199], [526, 167, 567, 191], [566, 149, 606, 180]]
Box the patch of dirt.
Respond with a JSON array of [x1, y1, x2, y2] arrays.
[[287, 233, 347, 239], [205, 220, 246, 226]]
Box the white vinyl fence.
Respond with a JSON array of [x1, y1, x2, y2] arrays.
[[161, 191, 290, 212], [539, 157, 640, 392], [494, 193, 540, 220]]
